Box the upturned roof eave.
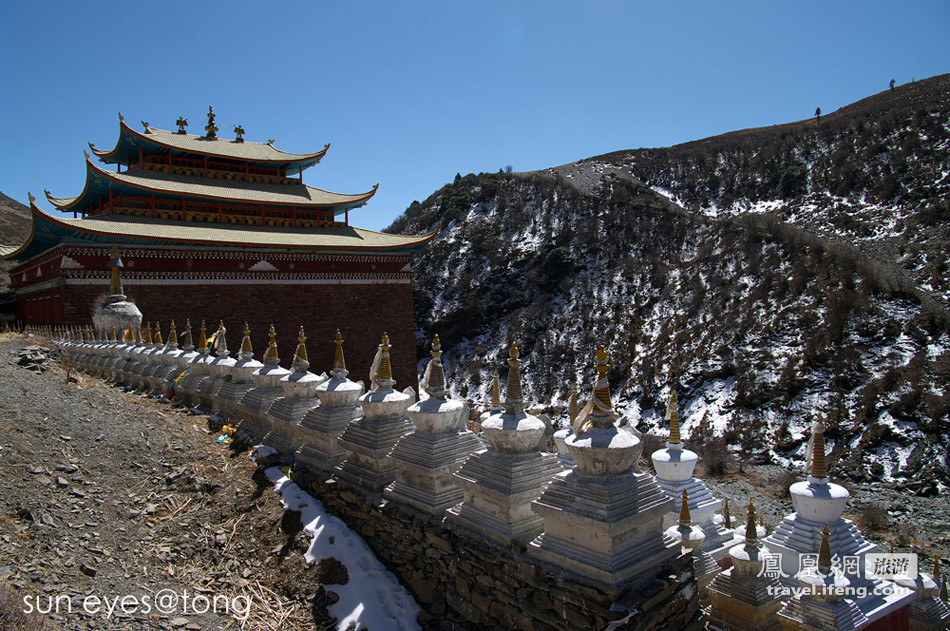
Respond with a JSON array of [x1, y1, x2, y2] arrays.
[[46, 159, 378, 214], [90, 117, 330, 168], [2, 201, 438, 263]]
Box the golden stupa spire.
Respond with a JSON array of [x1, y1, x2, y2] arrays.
[[153, 321, 163, 346], [425, 334, 446, 397], [377, 333, 393, 381], [167, 320, 178, 348], [108, 325, 117, 343], [240, 323, 253, 359], [678, 489, 692, 527], [811, 419, 827, 480], [667, 389, 681, 444], [107, 244, 125, 297], [745, 498, 758, 546], [939, 575, 948, 602], [143, 322, 153, 345], [134, 325, 143, 345], [292, 326, 310, 371], [332, 329, 346, 372], [490, 369, 501, 409], [723, 498, 732, 529], [197, 321, 207, 355], [818, 523, 832, 574], [568, 386, 579, 422], [933, 556, 941, 579], [505, 342, 524, 413], [594, 345, 612, 410], [263, 324, 279, 365]]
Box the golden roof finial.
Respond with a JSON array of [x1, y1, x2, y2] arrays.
[[818, 523, 832, 574], [678, 489, 692, 526], [745, 498, 758, 545], [240, 323, 253, 358], [811, 418, 827, 480], [153, 321, 163, 346], [197, 321, 207, 354], [167, 320, 178, 348], [332, 329, 346, 372], [292, 326, 309, 371], [204, 105, 218, 139], [263, 324, 279, 365], [667, 389, 681, 444], [377, 332, 393, 381], [490, 369, 501, 409], [723, 497, 732, 529]]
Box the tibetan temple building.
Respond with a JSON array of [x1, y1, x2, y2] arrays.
[[1, 108, 436, 386]]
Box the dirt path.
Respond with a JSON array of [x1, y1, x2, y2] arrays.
[[0, 334, 332, 631]]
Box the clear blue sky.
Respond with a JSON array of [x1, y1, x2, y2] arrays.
[[1, 1, 947, 232]]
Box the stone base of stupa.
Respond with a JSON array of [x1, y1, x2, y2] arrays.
[[216, 381, 257, 420], [297, 404, 363, 474], [264, 396, 319, 456], [777, 592, 869, 631], [175, 371, 206, 406], [654, 475, 735, 559], [705, 568, 785, 631], [907, 597, 950, 631], [336, 415, 415, 493], [236, 387, 283, 441], [385, 430, 481, 515], [447, 449, 560, 545], [765, 514, 876, 581], [529, 468, 679, 590]]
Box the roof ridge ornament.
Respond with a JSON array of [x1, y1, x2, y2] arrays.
[[204, 106, 218, 140], [176, 116, 188, 134], [233, 124, 245, 143], [141, 121, 149, 131]]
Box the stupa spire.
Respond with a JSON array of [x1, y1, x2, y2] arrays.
[[332, 329, 346, 372], [940, 575, 948, 601], [240, 323, 253, 359], [745, 498, 759, 546], [818, 523, 832, 574], [723, 497, 732, 529], [110, 325, 118, 343], [573, 345, 616, 435], [292, 326, 310, 371], [424, 334, 446, 398], [167, 321, 178, 348], [181, 319, 194, 351], [107, 245, 125, 298], [143, 322, 153, 345], [490, 370, 501, 409], [505, 343, 524, 414], [153, 321, 163, 346], [810, 419, 827, 480], [197, 321, 208, 355], [214, 320, 229, 357], [567, 386, 579, 422], [371, 333, 394, 387], [263, 324, 279, 365], [593, 345, 611, 410], [679, 489, 692, 526], [667, 388, 681, 444]]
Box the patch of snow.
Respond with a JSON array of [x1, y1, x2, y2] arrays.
[[265, 468, 421, 631]]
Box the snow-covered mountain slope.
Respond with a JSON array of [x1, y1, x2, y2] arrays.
[[386, 76, 949, 485]]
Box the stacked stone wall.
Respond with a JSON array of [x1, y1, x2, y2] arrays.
[[289, 467, 702, 631]]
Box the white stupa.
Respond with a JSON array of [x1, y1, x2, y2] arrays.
[[336, 333, 415, 493], [217, 323, 264, 421], [651, 389, 735, 559], [239, 325, 290, 442], [297, 329, 363, 474], [386, 334, 481, 514], [265, 326, 325, 456], [449, 342, 560, 543]]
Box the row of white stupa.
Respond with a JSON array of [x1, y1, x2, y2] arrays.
[[44, 317, 949, 630]]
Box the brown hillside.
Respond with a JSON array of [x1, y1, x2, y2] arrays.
[[0, 191, 32, 293]]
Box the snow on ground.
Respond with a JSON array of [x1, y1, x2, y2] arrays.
[[264, 468, 421, 631]]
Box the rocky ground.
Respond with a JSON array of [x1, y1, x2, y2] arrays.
[[0, 334, 336, 631]]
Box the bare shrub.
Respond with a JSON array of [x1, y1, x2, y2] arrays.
[[857, 506, 889, 532], [696, 437, 733, 477], [0, 584, 44, 631]]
